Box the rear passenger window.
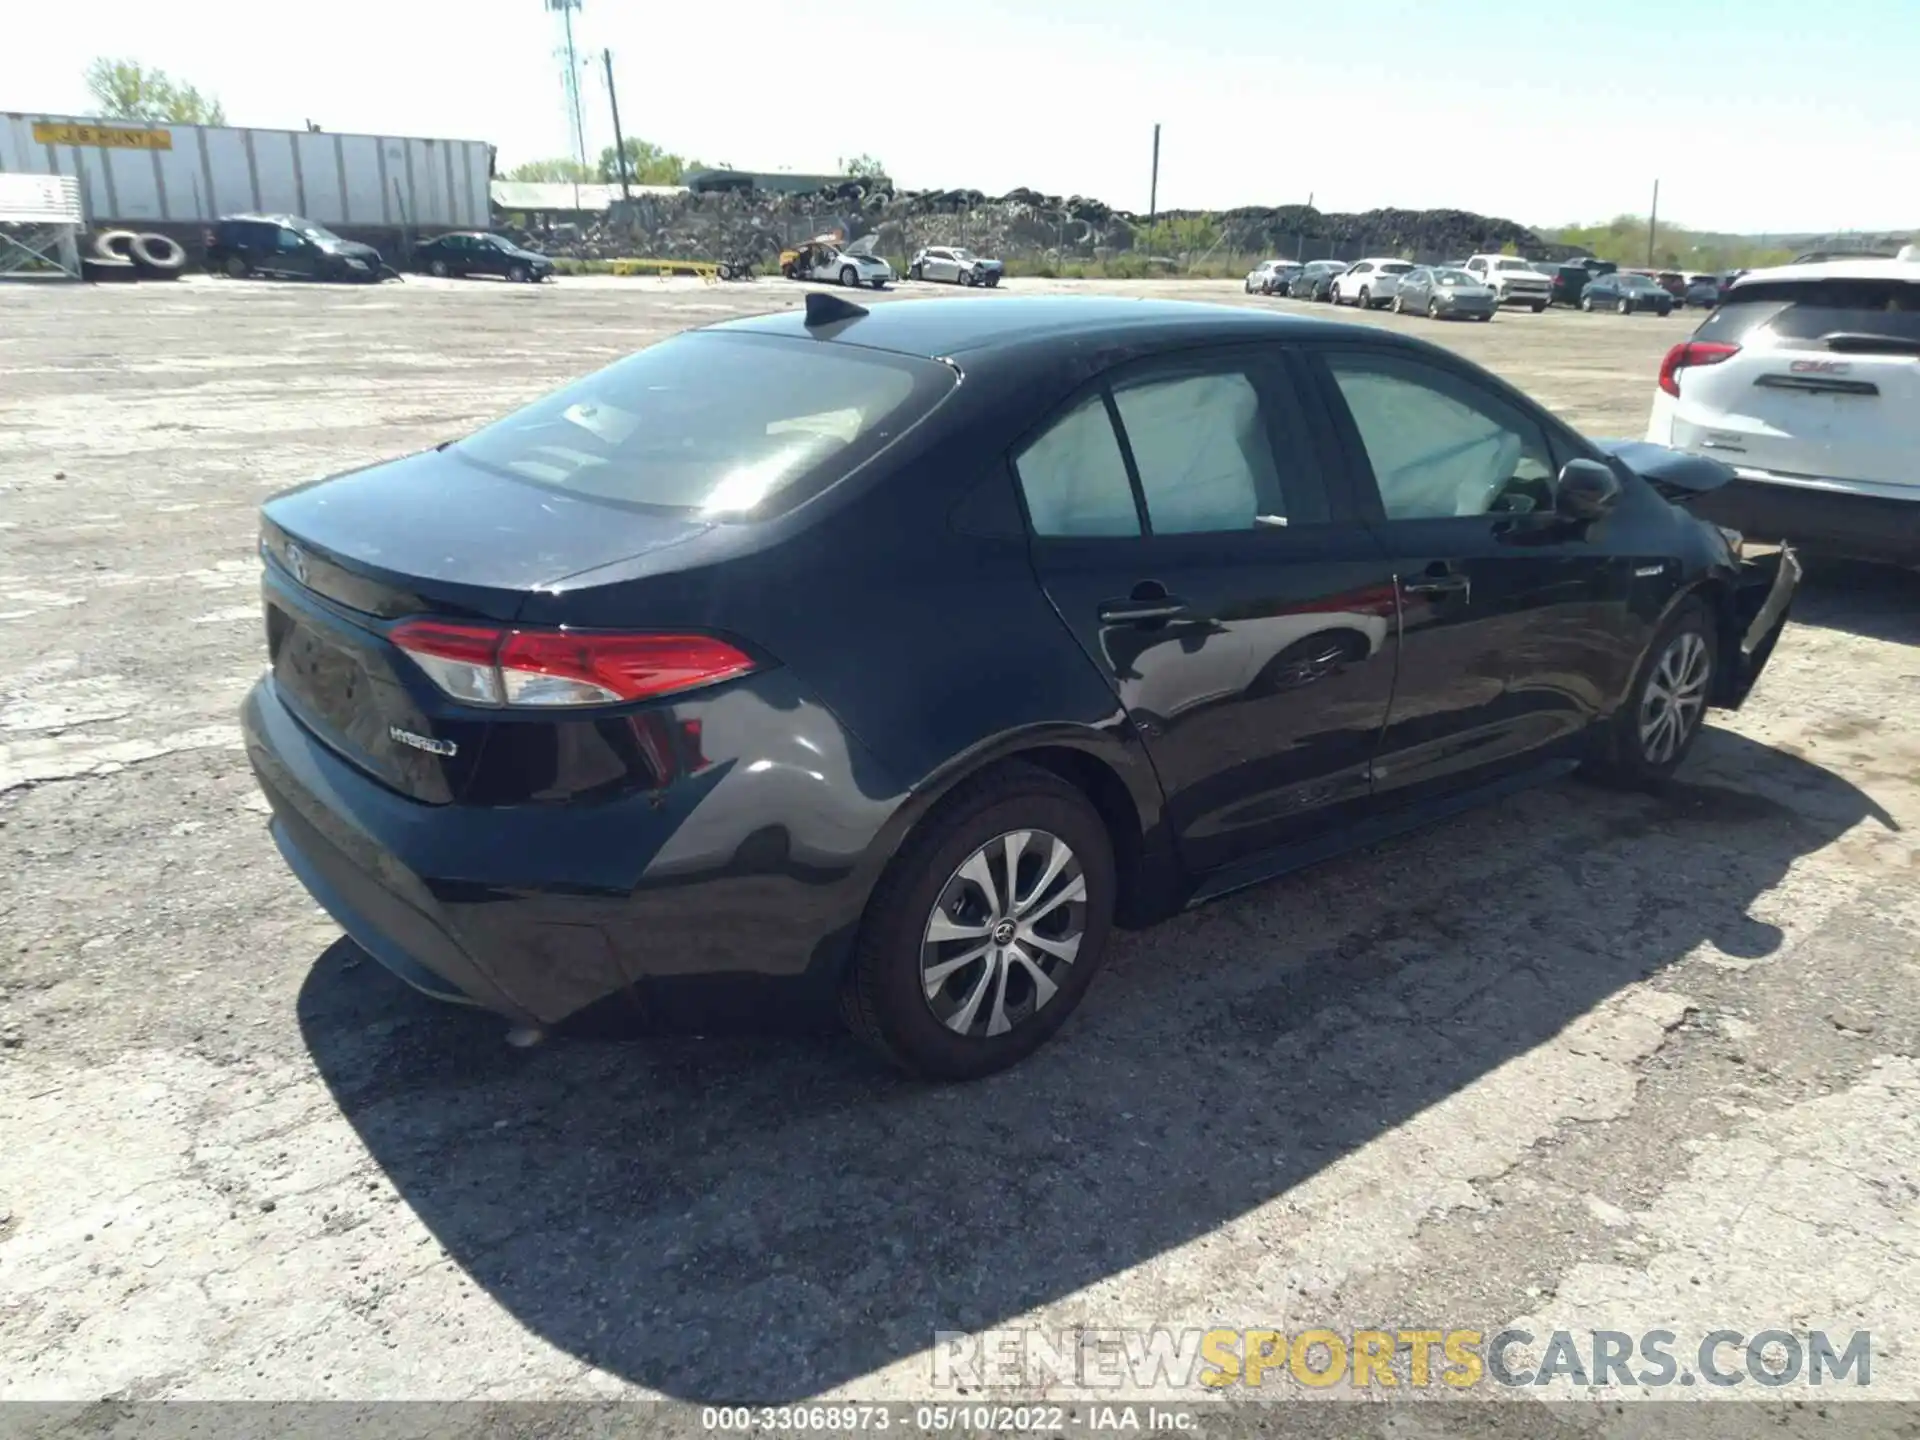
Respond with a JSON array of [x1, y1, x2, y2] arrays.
[[1013, 394, 1140, 537], [1111, 371, 1293, 533]]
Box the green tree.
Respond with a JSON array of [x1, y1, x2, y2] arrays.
[[505, 157, 595, 183], [1543, 214, 1795, 272], [839, 153, 887, 179], [598, 138, 701, 185], [84, 58, 227, 125]]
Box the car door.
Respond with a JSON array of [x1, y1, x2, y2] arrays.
[[1012, 347, 1400, 875], [1306, 345, 1645, 805], [272, 226, 316, 279], [1340, 261, 1370, 302]]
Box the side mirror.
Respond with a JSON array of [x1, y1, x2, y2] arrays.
[[1557, 458, 1622, 521]]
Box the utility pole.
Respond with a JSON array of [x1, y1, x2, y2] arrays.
[[1648, 179, 1660, 268], [544, 0, 589, 212], [603, 48, 631, 202], [1146, 123, 1161, 263]]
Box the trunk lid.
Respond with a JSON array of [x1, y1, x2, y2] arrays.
[[254, 328, 956, 803], [259, 446, 718, 802], [1668, 272, 1920, 491]]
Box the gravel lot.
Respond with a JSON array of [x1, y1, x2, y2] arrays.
[[2, 274, 1917, 1410]]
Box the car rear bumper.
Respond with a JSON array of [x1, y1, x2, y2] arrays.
[[1717, 546, 1801, 709], [1691, 474, 1920, 566], [242, 673, 897, 1026]]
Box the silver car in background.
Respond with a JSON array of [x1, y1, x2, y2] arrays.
[[909, 246, 1004, 286], [1392, 266, 1499, 321], [1244, 258, 1302, 294]]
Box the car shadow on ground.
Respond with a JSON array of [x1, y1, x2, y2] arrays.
[[297, 728, 1895, 1402], [1788, 558, 1920, 647]]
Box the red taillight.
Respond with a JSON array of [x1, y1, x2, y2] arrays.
[[390, 621, 757, 709], [497, 631, 756, 707], [1658, 340, 1739, 397]]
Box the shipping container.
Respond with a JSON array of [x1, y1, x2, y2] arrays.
[[0, 113, 493, 232]]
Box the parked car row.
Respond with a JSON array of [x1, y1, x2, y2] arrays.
[[204, 213, 557, 285], [1247, 252, 1554, 314]]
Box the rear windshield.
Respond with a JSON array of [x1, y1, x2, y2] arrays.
[[1696, 277, 1920, 348], [1381, 263, 1414, 274], [453, 332, 954, 516]]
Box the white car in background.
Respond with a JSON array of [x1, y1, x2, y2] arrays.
[[1462, 254, 1554, 311], [1244, 258, 1302, 295], [1644, 248, 1920, 567], [783, 234, 895, 289], [1330, 258, 1414, 309]]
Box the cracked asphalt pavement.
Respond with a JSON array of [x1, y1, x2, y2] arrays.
[[2, 274, 1917, 1409]]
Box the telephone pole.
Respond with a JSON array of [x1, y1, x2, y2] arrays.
[[1648, 179, 1660, 268], [603, 48, 631, 202], [1146, 123, 1161, 261]]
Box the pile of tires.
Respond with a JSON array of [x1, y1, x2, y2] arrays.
[[82, 230, 189, 283]]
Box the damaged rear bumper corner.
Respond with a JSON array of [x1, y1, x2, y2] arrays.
[[1715, 544, 1801, 710]]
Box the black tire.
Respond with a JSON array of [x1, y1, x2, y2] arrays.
[[1477, 312, 1493, 321], [840, 762, 1116, 1080], [224, 254, 250, 279], [508, 264, 530, 283], [92, 229, 137, 262], [1581, 295, 1594, 312], [1618, 297, 1632, 315], [1358, 287, 1372, 309], [429, 258, 450, 278], [1582, 599, 1719, 789], [1531, 301, 1547, 313], [129, 233, 186, 276]]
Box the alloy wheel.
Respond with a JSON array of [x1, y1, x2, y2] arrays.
[[1639, 631, 1710, 765], [920, 828, 1085, 1040]]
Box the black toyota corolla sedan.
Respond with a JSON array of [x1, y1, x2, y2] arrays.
[[243, 293, 1799, 1079]]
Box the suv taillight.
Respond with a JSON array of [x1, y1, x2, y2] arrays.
[[391, 621, 758, 708], [1658, 340, 1740, 397]]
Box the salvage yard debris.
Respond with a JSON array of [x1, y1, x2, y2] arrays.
[[496, 177, 1564, 273]]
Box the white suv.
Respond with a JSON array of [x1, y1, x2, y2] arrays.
[[1644, 251, 1920, 566], [1462, 255, 1552, 312], [1330, 258, 1414, 309]]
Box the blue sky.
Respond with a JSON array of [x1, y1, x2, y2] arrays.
[[5, 0, 1917, 232]]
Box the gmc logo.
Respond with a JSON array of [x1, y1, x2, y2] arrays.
[[1789, 359, 1851, 374]]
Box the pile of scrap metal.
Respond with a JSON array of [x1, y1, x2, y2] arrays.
[[491, 178, 1551, 272], [82, 229, 189, 283]]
